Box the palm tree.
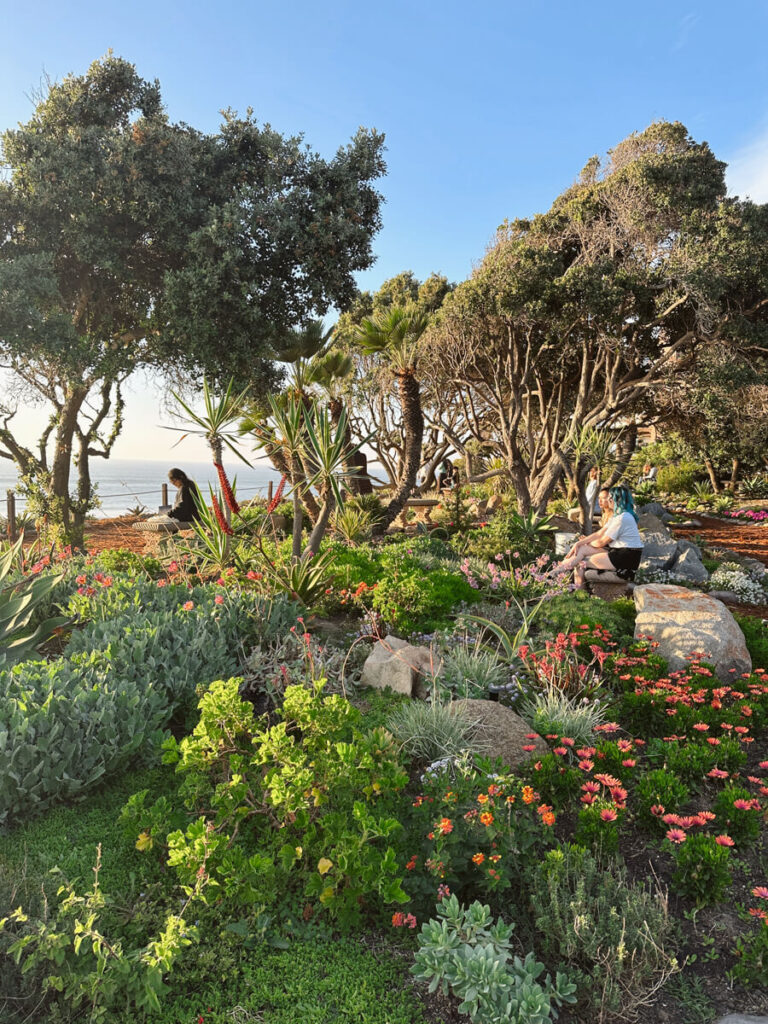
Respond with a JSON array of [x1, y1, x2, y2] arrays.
[[354, 307, 427, 533]]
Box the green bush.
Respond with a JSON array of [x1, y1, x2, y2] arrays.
[[385, 699, 487, 764], [635, 769, 690, 831], [372, 551, 479, 634], [0, 574, 297, 824], [735, 614, 768, 671], [656, 461, 702, 494], [669, 833, 732, 905], [91, 546, 163, 577], [412, 894, 576, 1024], [158, 678, 410, 929], [531, 844, 679, 1018], [534, 593, 636, 644]]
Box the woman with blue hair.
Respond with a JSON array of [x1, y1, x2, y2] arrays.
[[550, 484, 644, 589]]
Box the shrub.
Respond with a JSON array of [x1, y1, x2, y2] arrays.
[[372, 554, 479, 634], [669, 833, 732, 904], [531, 844, 679, 1020], [534, 593, 636, 644], [441, 642, 509, 700], [159, 678, 410, 929], [635, 769, 690, 831], [734, 614, 768, 670], [713, 784, 762, 847], [708, 562, 767, 604], [385, 699, 487, 764], [411, 894, 576, 1024], [520, 686, 606, 745], [656, 461, 701, 494]]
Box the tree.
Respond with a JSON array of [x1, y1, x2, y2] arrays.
[[0, 54, 385, 544], [354, 308, 428, 532], [423, 121, 768, 513]]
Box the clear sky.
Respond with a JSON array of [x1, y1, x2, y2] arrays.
[[2, 0, 768, 461]]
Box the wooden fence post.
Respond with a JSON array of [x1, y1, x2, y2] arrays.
[[267, 480, 273, 503], [162, 483, 168, 507]]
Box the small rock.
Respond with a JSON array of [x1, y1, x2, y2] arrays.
[[360, 636, 441, 697], [715, 1016, 768, 1024]]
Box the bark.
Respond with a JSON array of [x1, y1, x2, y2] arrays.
[[373, 369, 424, 534], [704, 457, 721, 492], [729, 458, 741, 490]]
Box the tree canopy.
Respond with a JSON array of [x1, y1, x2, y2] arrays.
[[0, 54, 386, 542], [422, 121, 768, 511]]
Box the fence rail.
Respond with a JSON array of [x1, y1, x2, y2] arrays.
[[4, 478, 275, 542]]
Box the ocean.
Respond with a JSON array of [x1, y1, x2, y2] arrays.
[[0, 458, 284, 518]]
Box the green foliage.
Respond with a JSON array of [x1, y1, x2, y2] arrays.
[[441, 642, 509, 700], [731, 918, 768, 988], [91, 547, 162, 577], [534, 592, 636, 644], [0, 539, 67, 666], [453, 507, 554, 565], [372, 549, 479, 634], [385, 699, 487, 764], [669, 834, 732, 904], [0, 573, 296, 824], [713, 785, 762, 847], [412, 894, 576, 1024], [656, 461, 702, 494], [520, 686, 607, 745], [532, 844, 679, 1017], [635, 769, 690, 831], [159, 678, 410, 928], [735, 613, 768, 670], [0, 844, 203, 1021], [331, 505, 373, 545]]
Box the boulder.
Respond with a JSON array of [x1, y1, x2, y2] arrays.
[[451, 698, 548, 767], [633, 584, 751, 682], [707, 590, 742, 604], [637, 501, 674, 523], [637, 512, 679, 571], [360, 636, 440, 697], [676, 538, 702, 559], [671, 545, 709, 583], [486, 494, 504, 513]]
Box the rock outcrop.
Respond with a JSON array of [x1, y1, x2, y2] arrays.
[[633, 584, 751, 682], [360, 637, 440, 697], [451, 698, 549, 767]]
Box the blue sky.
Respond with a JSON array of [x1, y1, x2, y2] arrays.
[[2, 0, 768, 461]]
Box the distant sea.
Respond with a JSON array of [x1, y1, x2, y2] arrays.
[[0, 458, 283, 518]]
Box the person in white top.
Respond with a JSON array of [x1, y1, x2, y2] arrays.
[[584, 466, 600, 520], [549, 484, 644, 589]]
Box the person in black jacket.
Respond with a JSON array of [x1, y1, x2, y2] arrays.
[[168, 468, 202, 523]]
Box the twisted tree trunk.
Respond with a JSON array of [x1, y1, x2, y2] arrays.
[[373, 369, 423, 534]]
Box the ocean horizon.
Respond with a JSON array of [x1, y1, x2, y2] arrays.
[[0, 458, 284, 518]]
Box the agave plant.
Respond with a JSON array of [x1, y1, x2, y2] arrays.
[[332, 506, 373, 546], [258, 547, 336, 606], [0, 539, 68, 666]]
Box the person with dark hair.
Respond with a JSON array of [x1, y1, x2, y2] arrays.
[[168, 468, 202, 523], [437, 458, 456, 492], [548, 484, 643, 589]]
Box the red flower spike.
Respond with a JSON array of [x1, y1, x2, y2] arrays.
[[215, 461, 241, 514], [211, 494, 234, 535]]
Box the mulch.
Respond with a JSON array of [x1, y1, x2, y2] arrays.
[[83, 515, 150, 555]]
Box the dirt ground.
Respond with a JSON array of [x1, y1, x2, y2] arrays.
[[83, 515, 150, 555]]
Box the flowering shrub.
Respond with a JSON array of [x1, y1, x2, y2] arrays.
[[713, 785, 762, 847], [732, 887, 768, 987], [708, 561, 767, 604], [726, 508, 768, 523], [669, 833, 733, 904], [403, 758, 556, 912]]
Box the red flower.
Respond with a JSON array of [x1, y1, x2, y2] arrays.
[[267, 475, 287, 514], [714, 834, 735, 846], [666, 828, 686, 844], [211, 494, 234, 535], [215, 461, 240, 514]]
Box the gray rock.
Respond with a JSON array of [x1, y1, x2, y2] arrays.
[[716, 1016, 768, 1024], [637, 501, 675, 523], [451, 698, 548, 767], [671, 545, 709, 583], [707, 590, 742, 603], [634, 584, 752, 683], [676, 538, 703, 559], [637, 512, 679, 571], [360, 636, 441, 697]]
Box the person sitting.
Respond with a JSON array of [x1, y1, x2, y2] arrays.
[[549, 484, 644, 590], [437, 459, 456, 492], [638, 462, 658, 484], [596, 486, 613, 527], [168, 468, 202, 523]]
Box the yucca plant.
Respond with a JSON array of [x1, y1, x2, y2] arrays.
[[0, 538, 68, 665], [258, 547, 336, 606], [332, 506, 373, 546]]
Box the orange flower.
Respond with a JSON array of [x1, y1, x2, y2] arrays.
[[480, 812, 494, 826], [472, 852, 485, 865], [477, 793, 489, 804], [522, 786, 535, 805], [437, 817, 453, 835]]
